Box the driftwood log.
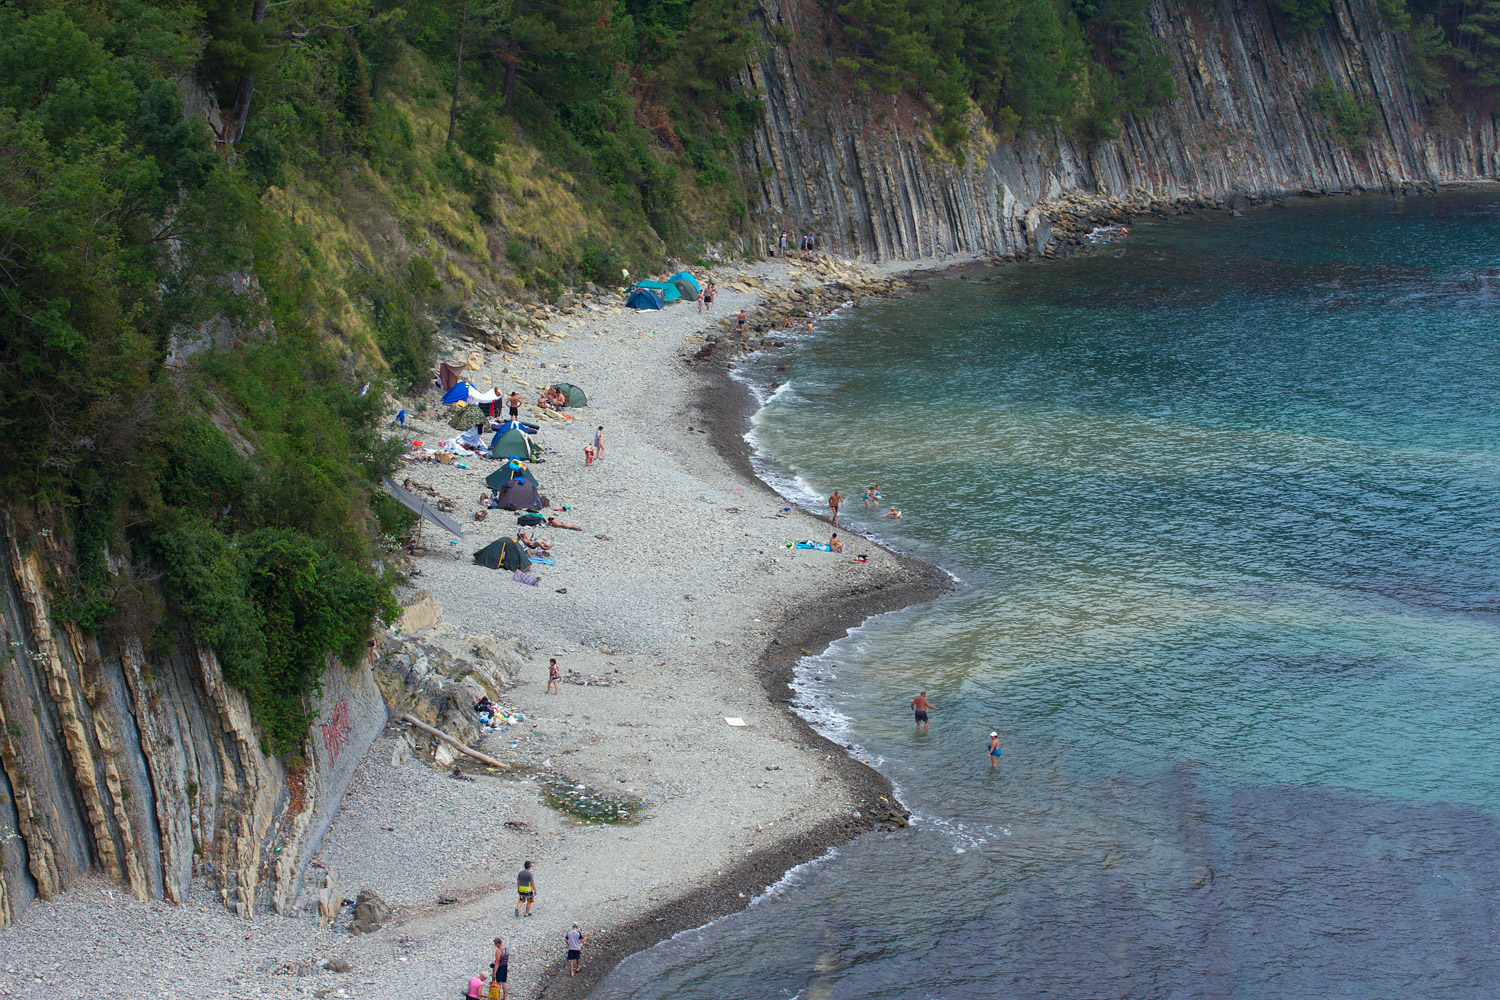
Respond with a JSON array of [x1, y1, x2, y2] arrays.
[[402, 714, 510, 769]]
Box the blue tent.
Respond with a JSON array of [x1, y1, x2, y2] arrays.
[[626, 287, 665, 310], [442, 381, 472, 404], [634, 279, 680, 303], [668, 271, 700, 292]]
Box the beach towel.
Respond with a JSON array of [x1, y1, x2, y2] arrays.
[[794, 541, 833, 552], [513, 570, 540, 586], [531, 556, 556, 566]]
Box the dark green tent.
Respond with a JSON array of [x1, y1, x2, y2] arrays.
[[489, 426, 536, 460], [474, 537, 531, 572], [551, 382, 588, 407], [485, 460, 538, 490]]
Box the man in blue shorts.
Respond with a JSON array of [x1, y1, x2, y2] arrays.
[[910, 692, 933, 732]]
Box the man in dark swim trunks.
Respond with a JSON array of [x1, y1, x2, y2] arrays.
[[507, 391, 521, 420], [911, 691, 933, 732]]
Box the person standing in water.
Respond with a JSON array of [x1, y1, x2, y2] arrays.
[[987, 732, 1002, 769], [864, 485, 879, 509], [828, 489, 843, 528], [910, 692, 933, 731]]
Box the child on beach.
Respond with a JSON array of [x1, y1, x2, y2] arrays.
[[547, 659, 560, 694], [584, 444, 595, 465]]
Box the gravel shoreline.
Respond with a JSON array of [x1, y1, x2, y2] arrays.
[[0, 252, 967, 1000], [534, 361, 952, 998]]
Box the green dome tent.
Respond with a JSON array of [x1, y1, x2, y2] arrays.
[[668, 271, 700, 301], [551, 382, 588, 407], [474, 537, 531, 572], [485, 460, 538, 490], [489, 425, 536, 460]]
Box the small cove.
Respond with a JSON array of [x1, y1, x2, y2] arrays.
[[595, 193, 1500, 999]]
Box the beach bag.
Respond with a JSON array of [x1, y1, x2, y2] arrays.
[[516, 514, 545, 526], [488, 983, 501, 999]]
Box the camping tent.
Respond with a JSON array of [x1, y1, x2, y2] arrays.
[[633, 280, 680, 303], [474, 537, 531, 572], [489, 423, 537, 460], [449, 404, 488, 431], [669, 271, 700, 301], [485, 460, 538, 491], [490, 480, 547, 511], [626, 287, 664, 310], [550, 383, 588, 407], [442, 381, 499, 406], [439, 362, 464, 392]]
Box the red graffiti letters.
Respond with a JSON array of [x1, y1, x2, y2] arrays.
[[321, 697, 351, 762]]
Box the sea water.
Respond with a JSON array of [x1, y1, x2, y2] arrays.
[[593, 193, 1500, 999]]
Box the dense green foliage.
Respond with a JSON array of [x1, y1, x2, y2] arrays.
[[827, 0, 1176, 143], [0, 2, 398, 756]]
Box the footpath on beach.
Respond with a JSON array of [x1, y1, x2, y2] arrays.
[[0, 252, 956, 1000]]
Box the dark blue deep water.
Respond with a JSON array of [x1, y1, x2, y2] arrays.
[[596, 194, 1500, 999]]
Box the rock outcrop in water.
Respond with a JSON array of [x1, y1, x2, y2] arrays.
[[743, 0, 1497, 259], [0, 519, 388, 927]]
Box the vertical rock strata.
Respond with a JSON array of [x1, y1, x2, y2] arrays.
[[0, 519, 387, 927], [744, 0, 1498, 259]]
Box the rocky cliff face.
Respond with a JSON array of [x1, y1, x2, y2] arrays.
[[742, 0, 1499, 259], [0, 518, 388, 928]]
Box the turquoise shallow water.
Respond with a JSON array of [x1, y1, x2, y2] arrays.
[[596, 194, 1500, 999]]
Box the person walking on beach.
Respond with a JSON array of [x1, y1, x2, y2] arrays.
[[828, 489, 843, 527], [593, 425, 605, 461], [547, 659, 560, 695], [736, 309, 747, 335], [987, 731, 1002, 769], [911, 692, 933, 732], [566, 923, 591, 976], [704, 281, 716, 311], [515, 861, 536, 916], [491, 937, 510, 1000]]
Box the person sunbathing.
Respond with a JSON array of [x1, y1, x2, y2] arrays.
[[546, 516, 584, 531], [517, 531, 552, 552], [829, 533, 845, 553]]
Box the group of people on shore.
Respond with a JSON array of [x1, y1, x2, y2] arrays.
[[775, 230, 817, 256], [466, 861, 593, 999]]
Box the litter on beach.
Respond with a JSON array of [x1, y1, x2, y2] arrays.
[[724, 717, 747, 727]]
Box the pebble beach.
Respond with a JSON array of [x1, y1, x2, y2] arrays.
[[0, 253, 958, 1000]]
